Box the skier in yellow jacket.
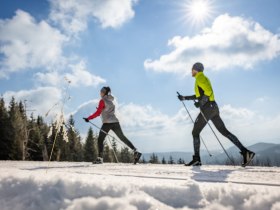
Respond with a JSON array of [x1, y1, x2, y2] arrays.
[[178, 62, 255, 167]]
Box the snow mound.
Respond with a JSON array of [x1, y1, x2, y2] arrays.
[[0, 161, 280, 210]]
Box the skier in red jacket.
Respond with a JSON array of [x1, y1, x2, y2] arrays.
[[84, 86, 141, 164]]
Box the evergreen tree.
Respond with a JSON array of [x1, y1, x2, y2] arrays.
[[0, 97, 10, 160], [8, 98, 26, 160], [168, 156, 174, 164], [36, 116, 49, 161], [119, 147, 133, 163], [84, 127, 97, 162], [177, 158, 185, 164], [46, 123, 64, 161], [111, 139, 117, 153], [67, 115, 83, 161], [103, 143, 113, 162], [149, 153, 159, 164], [161, 157, 167, 164], [26, 115, 48, 161]]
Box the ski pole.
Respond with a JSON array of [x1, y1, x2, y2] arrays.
[[87, 121, 120, 163], [177, 92, 212, 157], [195, 100, 235, 165]]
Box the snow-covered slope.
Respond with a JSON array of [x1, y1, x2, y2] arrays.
[[0, 161, 279, 210]]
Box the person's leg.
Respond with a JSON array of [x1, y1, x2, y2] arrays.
[[211, 113, 255, 166], [192, 113, 208, 157], [97, 123, 112, 157], [111, 123, 136, 150], [211, 114, 247, 152]]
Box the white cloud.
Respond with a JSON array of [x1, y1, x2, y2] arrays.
[[1, 1, 135, 83], [0, 10, 67, 78], [144, 14, 280, 74], [220, 104, 255, 121], [3, 87, 63, 119], [35, 61, 106, 87], [49, 0, 138, 34], [35, 71, 63, 87], [66, 61, 106, 87]]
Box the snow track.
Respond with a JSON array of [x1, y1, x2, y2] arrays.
[[0, 161, 279, 210]]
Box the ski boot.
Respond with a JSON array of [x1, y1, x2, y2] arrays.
[[134, 150, 142, 164], [240, 150, 255, 167], [185, 155, 201, 166], [93, 157, 103, 164]]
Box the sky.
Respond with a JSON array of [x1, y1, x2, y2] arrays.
[[1, 0, 280, 153]]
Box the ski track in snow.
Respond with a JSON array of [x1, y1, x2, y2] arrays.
[[0, 161, 280, 210]]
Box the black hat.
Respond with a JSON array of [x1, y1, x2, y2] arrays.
[[192, 62, 204, 72]]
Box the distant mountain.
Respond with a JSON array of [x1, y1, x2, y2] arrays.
[[248, 142, 278, 153], [203, 142, 280, 166], [142, 142, 280, 166], [254, 144, 280, 166]]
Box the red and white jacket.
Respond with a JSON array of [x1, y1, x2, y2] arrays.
[[87, 95, 119, 124]]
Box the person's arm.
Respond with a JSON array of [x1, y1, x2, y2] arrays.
[[87, 99, 105, 120], [178, 94, 196, 101]]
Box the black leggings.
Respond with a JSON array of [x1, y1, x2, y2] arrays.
[[98, 122, 136, 156], [192, 102, 246, 156]]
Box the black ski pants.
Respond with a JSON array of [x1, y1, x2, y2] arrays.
[[98, 122, 136, 157], [192, 102, 246, 157]]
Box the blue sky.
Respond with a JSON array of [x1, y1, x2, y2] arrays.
[[1, 0, 280, 153]]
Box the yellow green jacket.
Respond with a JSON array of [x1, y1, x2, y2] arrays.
[[194, 72, 215, 101]]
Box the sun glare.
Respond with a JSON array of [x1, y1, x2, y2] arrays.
[[183, 0, 214, 26]]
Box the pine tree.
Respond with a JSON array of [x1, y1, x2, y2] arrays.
[[149, 153, 159, 164], [84, 127, 97, 162], [162, 157, 167, 164], [168, 156, 174, 164], [26, 115, 48, 161], [0, 97, 10, 160], [177, 158, 185, 164], [119, 147, 133, 163], [110, 139, 120, 163], [8, 98, 26, 160], [46, 123, 64, 161], [103, 143, 113, 162], [111, 139, 117, 153], [67, 115, 83, 161], [36, 116, 49, 161]]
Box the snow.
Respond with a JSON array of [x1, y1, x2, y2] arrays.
[[0, 161, 280, 210]]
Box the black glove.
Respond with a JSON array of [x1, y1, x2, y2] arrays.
[[185, 95, 196, 100], [83, 117, 89, 123], [178, 94, 196, 101], [177, 94, 185, 101], [194, 101, 200, 108]]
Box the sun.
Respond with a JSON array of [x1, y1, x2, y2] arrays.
[[183, 0, 214, 26]]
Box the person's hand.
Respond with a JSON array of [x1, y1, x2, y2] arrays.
[[194, 101, 200, 108], [177, 94, 185, 101], [83, 117, 89, 122]]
